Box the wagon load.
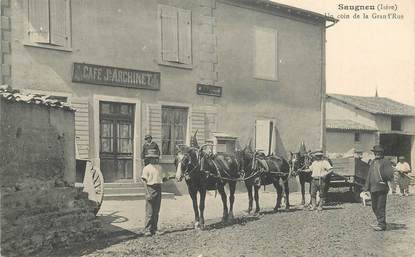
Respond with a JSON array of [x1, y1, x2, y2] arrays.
[[330, 157, 369, 201]]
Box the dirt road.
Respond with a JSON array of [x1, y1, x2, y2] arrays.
[[65, 191, 415, 257]]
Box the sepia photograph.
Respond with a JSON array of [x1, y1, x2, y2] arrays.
[[0, 0, 414, 256]]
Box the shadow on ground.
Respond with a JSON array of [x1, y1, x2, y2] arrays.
[[48, 212, 143, 257]]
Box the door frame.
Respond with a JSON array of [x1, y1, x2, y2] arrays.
[[93, 95, 141, 183]]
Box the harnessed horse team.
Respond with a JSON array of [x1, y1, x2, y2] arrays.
[[174, 135, 330, 230]]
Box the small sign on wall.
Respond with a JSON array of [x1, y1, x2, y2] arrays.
[[72, 63, 160, 90], [196, 84, 222, 97]]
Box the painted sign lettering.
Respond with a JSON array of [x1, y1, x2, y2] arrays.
[[196, 84, 222, 97], [72, 63, 160, 90]]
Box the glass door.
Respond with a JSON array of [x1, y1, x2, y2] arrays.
[[99, 101, 134, 182]]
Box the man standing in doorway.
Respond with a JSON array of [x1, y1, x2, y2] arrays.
[[364, 145, 394, 231], [141, 134, 160, 166], [395, 156, 411, 196]]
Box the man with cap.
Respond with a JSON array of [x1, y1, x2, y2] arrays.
[[307, 150, 333, 211], [141, 134, 160, 166], [364, 145, 394, 231], [395, 156, 411, 196], [141, 153, 165, 236]]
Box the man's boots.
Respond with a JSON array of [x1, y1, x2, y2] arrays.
[[317, 198, 324, 211], [309, 197, 316, 211]]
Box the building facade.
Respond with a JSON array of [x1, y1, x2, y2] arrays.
[[326, 94, 415, 168], [2, 0, 335, 184]]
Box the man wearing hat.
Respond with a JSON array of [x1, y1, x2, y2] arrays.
[[141, 153, 164, 236], [141, 134, 160, 166], [364, 145, 394, 231], [395, 156, 411, 196], [307, 150, 333, 211]]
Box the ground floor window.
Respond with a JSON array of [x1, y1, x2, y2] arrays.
[[161, 106, 188, 155]]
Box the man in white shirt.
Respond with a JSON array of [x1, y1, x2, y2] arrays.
[[308, 150, 333, 211], [395, 156, 411, 196], [141, 154, 164, 236]]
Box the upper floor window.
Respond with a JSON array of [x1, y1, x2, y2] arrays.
[[159, 5, 192, 68], [27, 0, 71, 49], [391, 116, 402, 131], [254, 26, 278, 81]]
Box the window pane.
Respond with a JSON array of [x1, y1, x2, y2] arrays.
[[101, 121, 113, 137], [117, 123, 132, 153], [101, 103, 111, 114], [118, 123, 131, 138], [100, 121, 113, 153], [118, 139, 132, 153], [101, 139, 113, 152], [120, 104, 132, 115]]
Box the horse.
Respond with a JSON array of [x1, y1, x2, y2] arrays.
[[289, 151, 313, 206], [236, 147, 291, 213], [175, 144, 239, 229], [199, 147, 239, 222], [290, 151, 333, 207], [175, 145, 207, 229]]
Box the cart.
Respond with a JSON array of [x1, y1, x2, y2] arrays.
[[330, 157, 369, 202], [75, 141, 105, 215]]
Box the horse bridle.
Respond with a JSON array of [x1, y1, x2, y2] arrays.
[[292, 152, 312, 174], [178, 151, 199, 179]]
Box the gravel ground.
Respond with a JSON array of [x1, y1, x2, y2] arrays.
[[57, 187, 415, 257]]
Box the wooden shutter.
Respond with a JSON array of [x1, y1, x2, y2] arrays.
[[147, 104, 162, 148], [178, 9, 192, 64], [72, 98, 90, 159], [255, 120, 272, 155], [50, 0, 69, 47], [28, 0, 50, 43], [160, 5, 179, 62], [191, 108, 206, 144]]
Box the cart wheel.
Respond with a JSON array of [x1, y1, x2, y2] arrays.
[[83, 161, 105, 215]]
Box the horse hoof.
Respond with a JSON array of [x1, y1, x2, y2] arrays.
[[254, 208, 260, 214], [273, 208, 279, 212], [194, 222, 200, 230]]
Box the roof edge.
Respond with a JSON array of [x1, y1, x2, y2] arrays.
[[218, 0, 338, 24]]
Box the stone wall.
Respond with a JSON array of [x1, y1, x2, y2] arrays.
[[0, 94, 101, 256]]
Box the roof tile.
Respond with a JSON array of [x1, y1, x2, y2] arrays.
[[328, 94, 415, 116]]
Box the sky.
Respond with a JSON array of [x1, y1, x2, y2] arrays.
[[272, 0, 415, 106]]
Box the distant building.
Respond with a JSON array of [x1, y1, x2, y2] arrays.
[[326, 94, 415, 167]]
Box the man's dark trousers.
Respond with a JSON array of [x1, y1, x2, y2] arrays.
[[145, 184, 162, 234], [370, 191, 387, 228]]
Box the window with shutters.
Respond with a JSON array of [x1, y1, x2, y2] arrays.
[[158, 5, 192, 68], [26, 0, 71, 50], [254, 27, 278, 81], [161, 106, 188, 155]]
